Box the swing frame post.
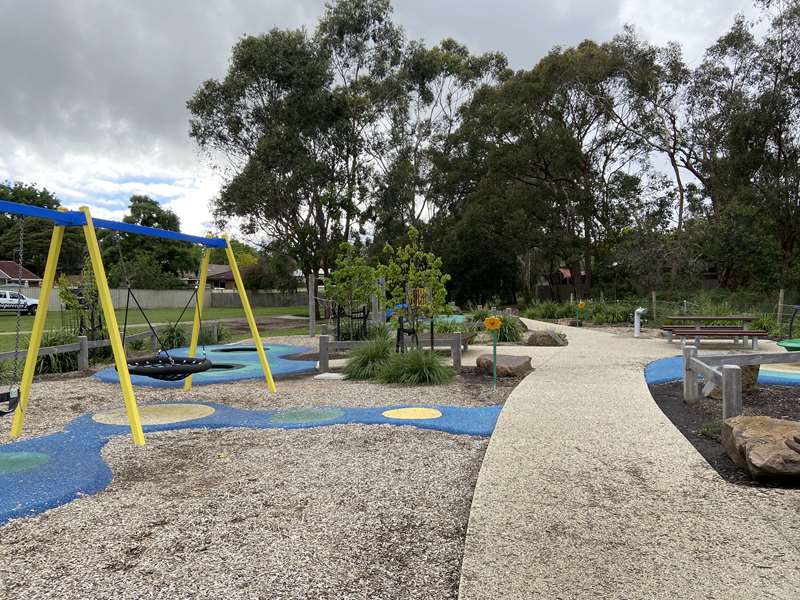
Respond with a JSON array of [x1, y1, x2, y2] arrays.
[[80, 207, 145, 446], [224, 234, 277, 393], [183, 246, 212, 391], [11, 221, 65, 438]]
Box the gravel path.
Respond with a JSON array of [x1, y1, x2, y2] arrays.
[[0, 425, 487, 600]]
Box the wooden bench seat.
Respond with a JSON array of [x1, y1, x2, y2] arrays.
[[669, 328, 768, 349], [662, 325, 742, 331]]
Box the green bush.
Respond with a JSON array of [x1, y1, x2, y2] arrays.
[[431, 319, 478, 334], [30, 329, 79, 374], [343, 336, 393, 380], [378, 348, 454, 385], [469, 306, 491, 322], [497, 315, 524, 342], [160, 322, 188, 349]]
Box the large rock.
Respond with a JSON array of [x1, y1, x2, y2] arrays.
[[708, 365, 760, 399], [526, 330, 568, 347], [476, 354, 532, 378], [721, 415, 800, 481]]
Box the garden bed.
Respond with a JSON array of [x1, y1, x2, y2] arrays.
[[649, 381, 800, 484]]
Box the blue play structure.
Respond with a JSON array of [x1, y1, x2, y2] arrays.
[[0, 401, 502, 525], [95, 343, 316, 387]]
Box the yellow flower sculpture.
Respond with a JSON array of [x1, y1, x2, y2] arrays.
[[484, 316, 502, 331], [578, 301, 587, 311]]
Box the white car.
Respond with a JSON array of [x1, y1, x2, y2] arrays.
[[0, 290, 38, 315]]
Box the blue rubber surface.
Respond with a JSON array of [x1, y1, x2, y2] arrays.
[[644, 355, 800, 386], [95, 343, 316, 387], [0, 401, 502, 525]]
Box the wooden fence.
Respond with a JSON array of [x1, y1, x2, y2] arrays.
[[0, 321, 226, 370], [682, 345, 800, 419]]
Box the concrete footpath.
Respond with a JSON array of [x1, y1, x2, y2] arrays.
[[459, 319, 800, 599]]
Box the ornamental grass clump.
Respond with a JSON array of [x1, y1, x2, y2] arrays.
[[378, 348, 454, 385], [497, 315, 524, 342], [343, 336, 393, 380]]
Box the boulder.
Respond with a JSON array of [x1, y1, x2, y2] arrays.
[[707, 365, 760, 399], [476, 354, 532, 378], [720, 415, 800, 481], [526, 330, 568, 347]]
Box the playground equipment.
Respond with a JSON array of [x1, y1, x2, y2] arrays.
[[0, 199, 276, 445], [778, 305, 800, 351]]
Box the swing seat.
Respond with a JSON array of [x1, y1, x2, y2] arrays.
[[122, 357, 213, 381]]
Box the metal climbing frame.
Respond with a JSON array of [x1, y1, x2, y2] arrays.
[[0, 199, 276, 446]]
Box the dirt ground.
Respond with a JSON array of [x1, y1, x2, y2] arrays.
[[649, 381, 800, 484]]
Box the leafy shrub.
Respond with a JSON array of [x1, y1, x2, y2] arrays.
[[751, 314, 781, 337], [378, 348, 454, 385], [335, 320, 388, 341], [160, 322, 188, 349], [429, 318, 478, 334], [217, 324, 232, 342], [524, 301, 575, 321], [497, 315, 524, 342], [469, 307, 491, 322], [127, 338, 147, 352], [30, 329, 79, 374], [343, 336, 393, 380]]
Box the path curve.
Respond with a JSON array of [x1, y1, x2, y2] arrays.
[[459, 319, 800, 599]]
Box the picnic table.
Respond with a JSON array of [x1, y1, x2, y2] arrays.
[[662, 315, 766, 348], [665, 315, 757, 330]]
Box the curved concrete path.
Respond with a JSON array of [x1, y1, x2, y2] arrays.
[[459, 319, 800, 599]]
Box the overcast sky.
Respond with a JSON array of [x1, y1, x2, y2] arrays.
[[0, 0, 756, 236]]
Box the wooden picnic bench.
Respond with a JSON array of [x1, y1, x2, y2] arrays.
[[662, 315, 765, 348], [671, 328, 768, 349]]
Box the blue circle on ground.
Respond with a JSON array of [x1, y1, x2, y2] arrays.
[[95, 343, 316, 387], [269, 407, 346, 424], [0, 451, 49, 475]]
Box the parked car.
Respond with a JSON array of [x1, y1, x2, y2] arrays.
[[0, 290, 38, 315]]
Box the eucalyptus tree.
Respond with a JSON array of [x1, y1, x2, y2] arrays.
[[369, 38, 508, 245], [187, 28, 343, 281]]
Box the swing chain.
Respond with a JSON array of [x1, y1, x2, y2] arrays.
[[11, 217, 24, 394]]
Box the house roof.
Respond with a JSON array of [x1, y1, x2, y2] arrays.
[[0, 261, 41, 281], [183, 264, 234, 281]]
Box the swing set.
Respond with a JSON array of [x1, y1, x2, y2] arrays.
[[0, 199, 277, 446]]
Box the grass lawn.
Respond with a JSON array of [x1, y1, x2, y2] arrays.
[[0, 305, 308, 335], [0, 306, 310, 353]]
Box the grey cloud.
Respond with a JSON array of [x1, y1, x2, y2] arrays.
[[0, 0, 749, 173]]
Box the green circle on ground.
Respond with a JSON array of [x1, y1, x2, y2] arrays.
[[0, 452, 49, 475], [269, 407, 345, 424]]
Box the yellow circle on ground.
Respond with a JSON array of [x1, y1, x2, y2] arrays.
[[93, 403, 215, 426], [382, 407, 443, 420]]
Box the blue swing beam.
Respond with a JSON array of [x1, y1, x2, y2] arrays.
[[0, 199, 227, 247]]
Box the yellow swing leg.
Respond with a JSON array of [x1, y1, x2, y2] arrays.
[[224, 234, 277, 392], [11, 223, 64, 438], [183, 247, 212, 391], [80, 207, 145, 446]]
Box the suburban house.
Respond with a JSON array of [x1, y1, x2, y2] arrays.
[[0, 261, 42, 287], [181, 264, 237, 290]]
